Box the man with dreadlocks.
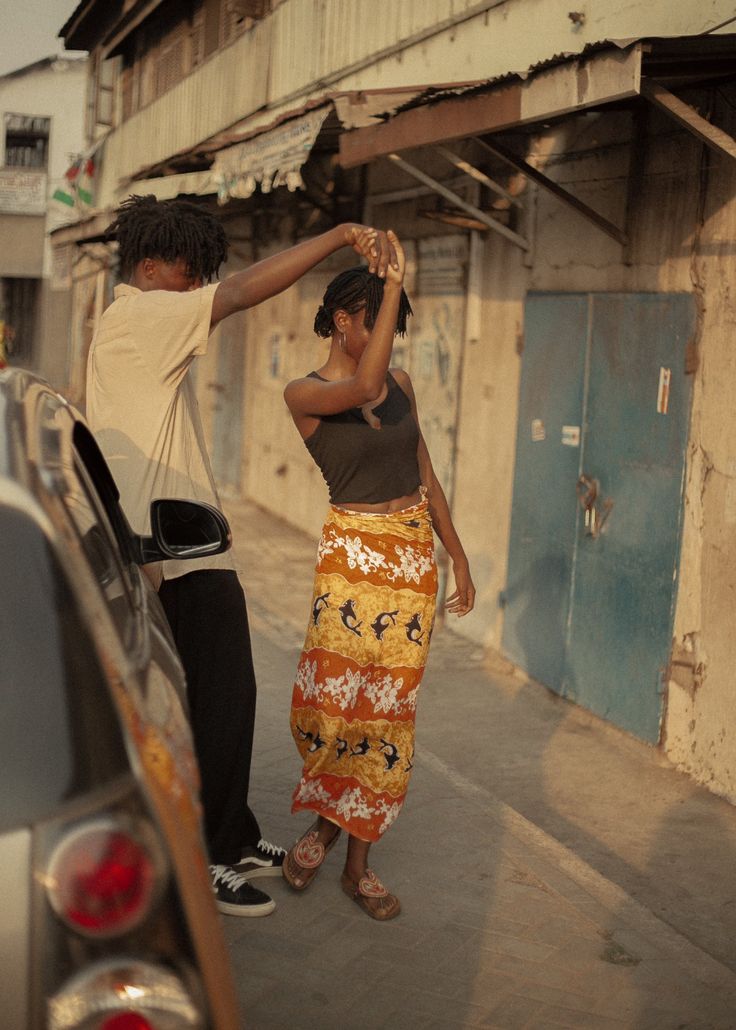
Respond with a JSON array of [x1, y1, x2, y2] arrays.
[[85, 193, 397, 917], [282, 232, 475, 920]]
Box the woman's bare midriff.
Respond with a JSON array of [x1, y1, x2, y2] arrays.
[[336, 488, 422, 514]]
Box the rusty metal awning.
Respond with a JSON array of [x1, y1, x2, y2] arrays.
[[339, 35, 736, 169], [337, 35, 736, 250], [339, 44, 644, 168]]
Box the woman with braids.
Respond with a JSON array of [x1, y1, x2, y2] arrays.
[[282, 231, 475, 920], [85, 193, 398, 918]]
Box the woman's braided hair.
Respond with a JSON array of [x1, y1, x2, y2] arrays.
[[313, 266, 413, 339], [107, 194, 228, 281]]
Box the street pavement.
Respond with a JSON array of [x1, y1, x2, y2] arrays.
[[220, 497, 736, 1030]]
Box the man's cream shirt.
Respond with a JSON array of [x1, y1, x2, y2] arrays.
[[86, 282, 235, 583]]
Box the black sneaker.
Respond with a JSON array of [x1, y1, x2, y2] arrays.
[[236, 838, 287, 879], [210, 864, 276, 917]]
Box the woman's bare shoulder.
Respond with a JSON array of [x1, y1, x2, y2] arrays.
[[283, 375, 313, 405], [390, 366, 414, 392]]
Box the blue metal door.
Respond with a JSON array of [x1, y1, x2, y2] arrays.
[[502, 294, 588, 690], [502, 292, 694, 742]]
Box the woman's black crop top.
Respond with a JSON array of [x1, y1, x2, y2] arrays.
[[303, 371, 421, 504]]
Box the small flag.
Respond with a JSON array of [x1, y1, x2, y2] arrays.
[[52, 154, 95, 210]]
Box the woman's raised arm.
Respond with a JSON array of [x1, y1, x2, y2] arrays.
[[284, 231, 406, 419]]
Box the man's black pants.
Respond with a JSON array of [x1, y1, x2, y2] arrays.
[[159, 568, 261, 864]]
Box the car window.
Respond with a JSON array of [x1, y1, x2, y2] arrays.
[[0, 507, 129, 832], [36, 395, 136, 647]]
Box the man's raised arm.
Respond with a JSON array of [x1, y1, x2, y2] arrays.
[[211, 223, 396, 326]]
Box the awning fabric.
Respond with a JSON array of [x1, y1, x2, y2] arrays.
[[212, 107, 330, 204]]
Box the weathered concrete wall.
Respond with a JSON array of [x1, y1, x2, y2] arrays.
[[0, 213, 46, 275], [451, 237, 526, 648], [446, 94, 736, 803], [37, 282, 73, 388], [662, 93, 736, 803], [63, 245, 111, 409]]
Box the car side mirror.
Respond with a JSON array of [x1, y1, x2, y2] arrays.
[[134, 499, 232, 565]]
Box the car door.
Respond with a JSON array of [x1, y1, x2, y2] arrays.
[[34, 390, 240, 1028]]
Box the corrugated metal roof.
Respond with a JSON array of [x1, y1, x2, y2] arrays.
[[129, 82, 478, 181], [128, 32, 736, 185], [386, 34, 736, 119]]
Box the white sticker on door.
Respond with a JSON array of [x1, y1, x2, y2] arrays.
[[561, 425, 580, 447], [531, 419, 545, 442], [657, 366, 671, 414]]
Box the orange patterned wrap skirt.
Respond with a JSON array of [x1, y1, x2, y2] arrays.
[[290, 499, 438, 842]]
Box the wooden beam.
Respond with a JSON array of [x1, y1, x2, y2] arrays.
[[340, 86, 523, 169], [435, 145, 523, 208], [640, 79, 736, 163], [474, 138, 628, 246], [386, 153, 528, 250]]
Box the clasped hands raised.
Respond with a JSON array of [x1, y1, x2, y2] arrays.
[[345, 224, 402, 279]]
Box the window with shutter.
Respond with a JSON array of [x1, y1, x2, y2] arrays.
[[96, 56, 118, 127], [121, 63, 134, 122], [189, 8, 205, 68], [139, 30, 157, 108], [156, 23, 185, 96], [4, 114, 50, 169]]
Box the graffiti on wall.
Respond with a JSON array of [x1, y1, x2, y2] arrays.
[[408, 235, 468, 495]]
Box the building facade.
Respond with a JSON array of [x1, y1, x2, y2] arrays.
[[0, 56, 87, 378], [54, 0, 736, 802]]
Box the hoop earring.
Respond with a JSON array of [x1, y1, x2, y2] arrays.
[[339, 331, 346, 352]]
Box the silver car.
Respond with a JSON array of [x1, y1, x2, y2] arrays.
[[0, 368, 240, 1029]]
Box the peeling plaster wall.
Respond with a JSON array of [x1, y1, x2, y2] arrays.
[[664, 91, 736, 801], [450, 243, 526, 649]]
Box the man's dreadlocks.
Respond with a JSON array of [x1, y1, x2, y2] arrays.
[[313, 267, 413, 339], [107, 194, 228, 282]]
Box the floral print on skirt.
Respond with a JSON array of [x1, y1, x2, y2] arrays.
[[290, 499, 438, 842]]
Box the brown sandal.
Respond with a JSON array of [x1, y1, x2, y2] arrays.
[[283, 822, 340, 891], [340, 869, 401, 921]]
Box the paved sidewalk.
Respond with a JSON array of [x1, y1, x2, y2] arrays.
[[221, 498, 736, 1030]]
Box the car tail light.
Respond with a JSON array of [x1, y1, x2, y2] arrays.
[[48, 958, 203, 1030], [46, 818, 165, 938], [100, 1017, 154, 1030]]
